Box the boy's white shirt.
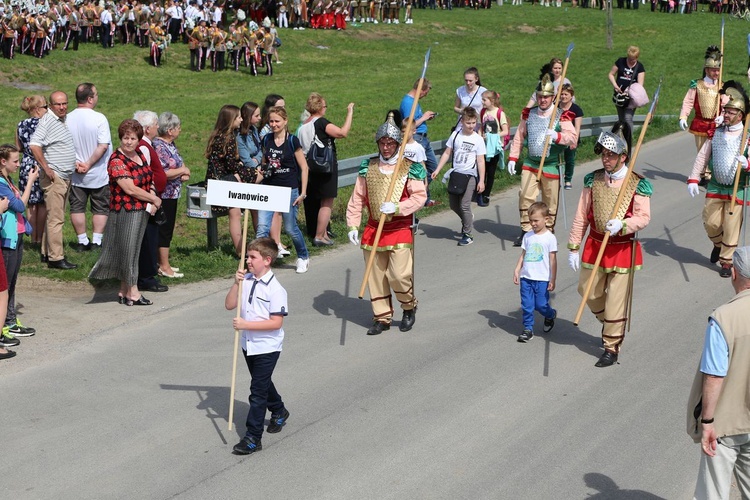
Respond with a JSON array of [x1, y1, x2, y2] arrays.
[[520, 230, 557, 281], [445, 129, 486, 175], [240, 269, 288, 355]]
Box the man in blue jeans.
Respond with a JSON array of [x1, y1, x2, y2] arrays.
[[400, 78, 439, 207]]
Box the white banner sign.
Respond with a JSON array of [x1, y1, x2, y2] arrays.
[[205, 180, 291, 213]]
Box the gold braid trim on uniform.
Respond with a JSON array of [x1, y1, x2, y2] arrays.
[[591, 171, 640, 233], [696, 80, 720, 119], [365, 158, 412, 220]]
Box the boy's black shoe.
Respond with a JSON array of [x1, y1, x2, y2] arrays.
[[517, 329, 533, 343], [233, 436, 262, 455], [267, 408, 290, 433], [513, 230, 524, 247], [366, 322, 390, 336], [399, 308, 416, 332], [710, 245, 721, 264], [543, 311, 556, 333]]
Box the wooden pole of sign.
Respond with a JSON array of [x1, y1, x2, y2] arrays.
[[228, 209, 251, 431]]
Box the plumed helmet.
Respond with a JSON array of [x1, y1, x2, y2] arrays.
[[535, 63, 556, 97], [594, 122, 630, 157], [375, 111, 402, 144], [704, 45, 722, 70], [722, 80, 749, 114]]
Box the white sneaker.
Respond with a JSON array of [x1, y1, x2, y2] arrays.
[[296, 258, 309, 274], [394, 19, 399, 24], [278, 244, 291, 257], [373, 19, 378, 24]]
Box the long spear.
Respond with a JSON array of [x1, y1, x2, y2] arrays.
[[713, 17, 725, 122], [228, 210, 252, 431], [574, 80, 662, 326], [728, 111, 750, 215], [358, 48, 431, 299], [536, 42, 575, 182]]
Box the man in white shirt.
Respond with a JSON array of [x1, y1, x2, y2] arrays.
[[66, 83, 112, 251]]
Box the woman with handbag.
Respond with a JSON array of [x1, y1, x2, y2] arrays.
[[453, 67, 487, 132], [608, 45, 645, 145], [257, 106, 310, 273], [297, 93, 354, 246]]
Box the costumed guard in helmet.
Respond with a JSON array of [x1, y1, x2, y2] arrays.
[[688, 81, 750, 278], [508, 67, 578, 246], [567, 124, 653, 368], [680, 46, 723, 186], [345, 113, 427, 336]]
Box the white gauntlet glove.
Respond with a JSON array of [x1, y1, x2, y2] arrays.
[[348, 229, 360, 246], [688, 183, 700, 198], [737, 155, 750, 171], [507, 160, 517, 175], [545, 129, 559, 143], [568, 252, 579, 272], [679, 118, 688, 131], [380, 202, 397, 214], [605, 219, 623, 236]]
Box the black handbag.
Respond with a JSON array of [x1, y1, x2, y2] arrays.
[[447, 170, 472, 195], [306, 137, 334, 174], [612, 90, 631, 108], [152, 207, 167, 226]]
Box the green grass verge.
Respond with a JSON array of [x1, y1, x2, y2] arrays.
[[0, 7, 734, 281]]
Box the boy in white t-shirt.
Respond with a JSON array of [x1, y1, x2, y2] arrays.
[[225, 237, 290, 455], [432, 108, 486, 246], [401, 119, 427, 165], [512, 202, 557, 342]]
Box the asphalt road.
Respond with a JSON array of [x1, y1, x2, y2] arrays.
[[3, 132, 740, 499]]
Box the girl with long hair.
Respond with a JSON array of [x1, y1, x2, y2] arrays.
[[205, 105, 255, 255]]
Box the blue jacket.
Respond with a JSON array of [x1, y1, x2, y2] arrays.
[[237, 129, 263, 170], [0, 177, 31, 250]]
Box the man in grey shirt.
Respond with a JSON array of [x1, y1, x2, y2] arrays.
[[29, 90, 78, 270]]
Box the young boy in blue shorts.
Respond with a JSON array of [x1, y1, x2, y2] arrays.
[[512, 201, 557, 343], [225, 237, 290, 455]]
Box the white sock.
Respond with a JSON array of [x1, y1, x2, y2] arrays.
[[77, 233, 90, 245], [92, 233, 103, 245]]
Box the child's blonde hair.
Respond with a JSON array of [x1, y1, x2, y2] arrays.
[[528, 201, 550, 218]]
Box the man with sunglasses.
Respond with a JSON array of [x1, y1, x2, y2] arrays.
[[346, 113, 426, 336], [688, 81, 750, 279], [567, 125, 652, 368]]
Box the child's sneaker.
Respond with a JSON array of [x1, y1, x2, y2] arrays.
[[543, 310, 556, 333], [267, 408, 290, 433], [458, 233, 473, 246], [232, 436, 262, 455], [0, 327, 20, 347], [8, 319, 35, 337], [517, 329, 533, 343]]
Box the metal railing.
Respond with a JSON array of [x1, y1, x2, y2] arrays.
[[337, 114, 670, 187]]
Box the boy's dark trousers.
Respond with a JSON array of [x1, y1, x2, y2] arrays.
[[243, 350, 285, 439]]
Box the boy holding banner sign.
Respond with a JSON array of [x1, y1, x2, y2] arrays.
[[225, 237, 291, 455]]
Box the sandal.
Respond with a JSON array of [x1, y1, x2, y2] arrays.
[[126, 295, 153, 306]]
